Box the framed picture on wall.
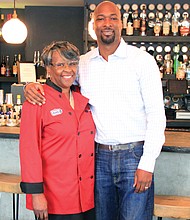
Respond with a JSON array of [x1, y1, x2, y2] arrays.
[[17, 62, 36, 84]]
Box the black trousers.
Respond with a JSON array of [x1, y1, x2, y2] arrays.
[[35, 208, 95, 220]]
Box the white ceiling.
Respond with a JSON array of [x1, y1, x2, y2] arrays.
[[1, 0, 84, 8]]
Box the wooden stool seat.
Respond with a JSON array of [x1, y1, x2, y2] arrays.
[[154, 195, 190, 219], [0, 173, 22, 194], [0, 172, 22, 220]]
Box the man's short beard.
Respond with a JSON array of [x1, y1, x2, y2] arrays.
[[101, 35, 115, 44]]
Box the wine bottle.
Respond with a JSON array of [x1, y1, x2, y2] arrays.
[[162, 11, 171, 36], [173, 45, 180, 75], [12, 54, 18, 77], [163, 53, 173, 74], [0, 55, 6, 76], [179, 12, 190, 36], [171, 6, 180, 36], [14, 94, 22, 122], [140, 5, 147, 36], [126, 10, 133, 36], [18, 54, 22, 62], [154, 11, 162, 36], [133, 10, 140, 35], [186, 61, 190, 81], [5, 56, 11, 77], [122, 10, 129, 35]]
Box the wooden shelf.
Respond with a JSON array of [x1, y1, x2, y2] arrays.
[[0, 77, 18, 83], [122, 36, 190, 43], [87, 35, 190, 43]]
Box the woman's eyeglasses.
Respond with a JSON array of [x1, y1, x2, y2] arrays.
[[50, 61, 79, 70]]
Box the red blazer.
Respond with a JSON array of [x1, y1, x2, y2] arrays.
[[19, 81, 95, 214]]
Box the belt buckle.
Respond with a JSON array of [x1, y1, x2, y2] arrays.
[[108, 145, 113, 151]]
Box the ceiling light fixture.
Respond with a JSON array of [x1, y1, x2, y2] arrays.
[[2, 0, 28, 44], [88, 12, 97, 41]]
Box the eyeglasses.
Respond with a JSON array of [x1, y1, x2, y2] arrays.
[[50, 61, 79, 69]]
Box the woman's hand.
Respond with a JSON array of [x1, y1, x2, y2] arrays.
[[32, 193, 48, 220], [24, 83, 46, 105]]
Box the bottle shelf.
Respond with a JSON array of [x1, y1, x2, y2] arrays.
[[87, 35, 190, 43], [122, 36, 190, 43], [0, 77, 18, 83]]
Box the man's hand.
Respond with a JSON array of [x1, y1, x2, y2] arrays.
[[24, 83, 46, 105], [32, 193, 48, 220], [133, 169, 153, 193]]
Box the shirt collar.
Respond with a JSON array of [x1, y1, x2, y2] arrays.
[[89, 38, 127, 60], [46, 78, 75, 93]]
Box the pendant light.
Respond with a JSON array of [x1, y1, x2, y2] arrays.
[[2, 0, 28, 44]]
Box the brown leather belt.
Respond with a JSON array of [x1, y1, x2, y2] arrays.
[[96, 141, 144, 151]]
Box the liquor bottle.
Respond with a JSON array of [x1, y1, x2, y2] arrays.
[[34, 50, 45, 79], [163, 53, 173, 74], [0, 14, 5, 38], [171, 6, 180, 36], [0, 89, 3, 105], [140, 5, 147, 36], [173, 44, 180, 74], [14, 94, 22, 123], [122, 9, 129, 35], [147, 12, 155, 36], [186, 61, 190, 80], [162, 11, 171, 36], [5, 93, 13, 109], [153, 11, 162, 36], [126, 10, 133, 36], [179, 12, 190, 36], [36, 51, 40, 67], [5, 56, 11, 77], [18, 54, 22, 62], [0, 55, 6, 76], [12, 54, 18, 77], [176, 55, 186, 80], [133, 10, 140, 35]]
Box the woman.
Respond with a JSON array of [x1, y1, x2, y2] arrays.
[[19, 41, 95, 220]]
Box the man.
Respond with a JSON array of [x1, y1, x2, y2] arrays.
[[24, 1, 166, 220]]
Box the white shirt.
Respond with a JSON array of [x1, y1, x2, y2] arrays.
[[78, 38, 166, 172]]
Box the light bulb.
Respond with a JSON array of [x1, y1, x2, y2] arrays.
[[2, 18, 27, 44], [88, 18, 97, 41]]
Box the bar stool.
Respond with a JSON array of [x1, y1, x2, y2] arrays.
[[154, 195, 190, 219], [0, 172, 22, 220]]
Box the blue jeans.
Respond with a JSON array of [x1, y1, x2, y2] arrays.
[[95, 143, 154, 220]]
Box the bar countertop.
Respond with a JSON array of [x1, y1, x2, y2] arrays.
[[0, 126, 190, 153], [163, 130, 190, 153], [0, 126, 20, 139]]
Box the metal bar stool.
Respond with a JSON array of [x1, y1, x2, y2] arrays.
[[154, 195, 190, 219], [0, 172, 22, 220]]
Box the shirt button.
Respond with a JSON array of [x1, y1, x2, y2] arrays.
[[79, 154, 82, 158], [90, 175, 94, 179], [90, 131, 94, 134], [78, 132, 80, 136], [68, 112, 72, 115], [79, 177, 82, 181], [91, 153, 93, 156]]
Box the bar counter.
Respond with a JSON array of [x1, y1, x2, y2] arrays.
[[163, 130, 190, 153], [1, 126, 190, 152], [0, 126, 20, 138]]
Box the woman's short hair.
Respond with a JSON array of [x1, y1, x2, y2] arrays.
[[41, 41, 80, 67]]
